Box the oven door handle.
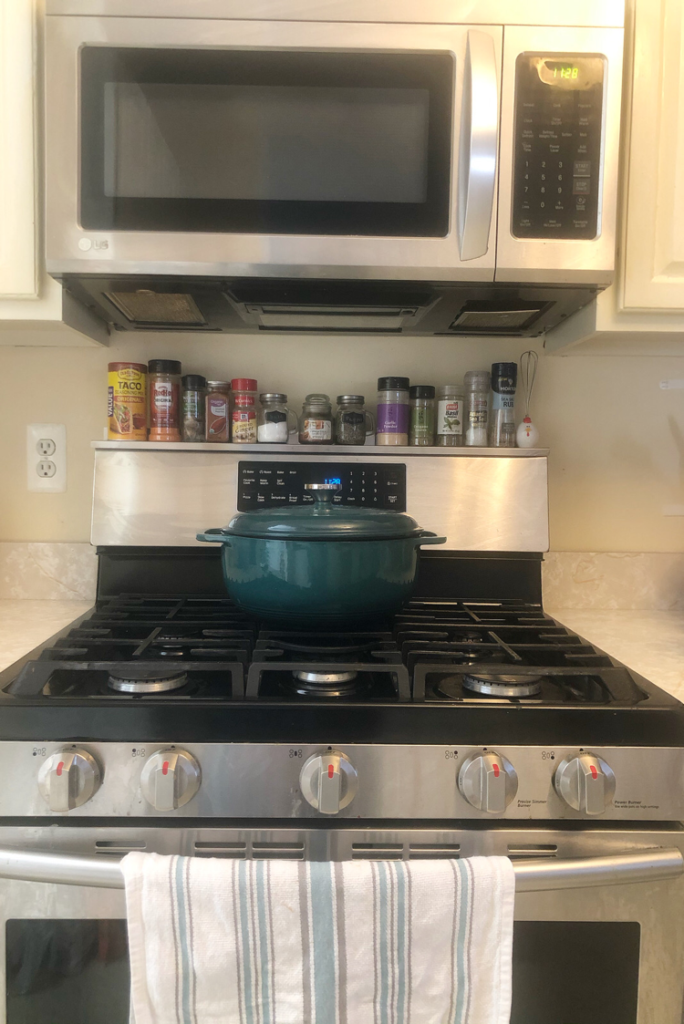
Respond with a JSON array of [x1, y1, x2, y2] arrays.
[[457, 29, 499, 261], [0, 846, 680, 891]]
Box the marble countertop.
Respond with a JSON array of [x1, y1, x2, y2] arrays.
[[0, 601, 682, 700]]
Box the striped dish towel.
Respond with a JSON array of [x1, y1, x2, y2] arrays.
[[122, 853, 515, 1024]]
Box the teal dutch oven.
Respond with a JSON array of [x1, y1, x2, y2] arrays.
[[197, 483, 446, 625]]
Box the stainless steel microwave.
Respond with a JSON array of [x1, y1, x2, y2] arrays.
[[44, 0, 625, 337]]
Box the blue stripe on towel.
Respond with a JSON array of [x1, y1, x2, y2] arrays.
[[256, 860, 272, 1024], [309, 861, 337, 1024], [394, 862, 406, 1024], [453, 860, 471, 1024], [377, 862, 390, 1024], [174, 857, 193, 1024], [238, 860, 255, 1024]]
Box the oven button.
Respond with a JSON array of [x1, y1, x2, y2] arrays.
[[458, 752, 518, 813], [38, 747, 102, 812], [554, 753, 615, 815], [140, 749, 201, 812], [299, 751, 358, 815]]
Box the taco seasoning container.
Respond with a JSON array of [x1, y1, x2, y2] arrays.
[[205, 381, 230, 442], [258, 394, 296, 443], [148, 359, 181, 442], [182, 375, 207, 442], [376, 377, 410, 445], [464, 370, 490, 447], [489, 362, 518, 448], [108, 362, 147, 440], [436, 384, 464, 447], [299, 394, 333, 445], [409, 385, 436, 446], [335, 395, 374, 445], [231, 379, 258, 443]]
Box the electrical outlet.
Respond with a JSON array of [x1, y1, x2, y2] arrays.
[[27, 424, 66, 493]]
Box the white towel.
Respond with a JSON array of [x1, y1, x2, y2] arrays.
[[122, 853, 515, 1024]]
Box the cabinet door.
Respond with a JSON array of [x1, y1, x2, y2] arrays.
[[621, 0, 684, 311], [0, 0, 38, 298]]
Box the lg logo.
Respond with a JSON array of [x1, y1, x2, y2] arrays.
[[78, 238, 109, 251]]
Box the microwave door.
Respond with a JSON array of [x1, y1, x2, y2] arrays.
[[45, 17, 502, 281]]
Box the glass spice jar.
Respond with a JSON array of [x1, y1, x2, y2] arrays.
[[231, 378, 258, 443], [376, 376, 410, 445], [148, 359, 181, 442], [299, 394, 333, 445], [409, 385, 436, 446], [258, 394, 298, 443], [334, 395, 374, 445], [205, 381, 230, 442], [464, 370, 491, 447], [182, 374, 207, 442], [489, 362, 518, 448], [436, 384, 464, 447]]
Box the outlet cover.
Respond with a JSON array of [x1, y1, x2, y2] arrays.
[[27, 424, 66, 493]]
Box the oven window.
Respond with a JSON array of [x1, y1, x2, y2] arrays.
[[511, 921, 641, 1024], [6, 920, 129, 1024], [80, 47, 453, 236]]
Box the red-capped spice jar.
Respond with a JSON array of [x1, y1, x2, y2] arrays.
[[231, 378, 258, 443], [148, 359, 181, 442]]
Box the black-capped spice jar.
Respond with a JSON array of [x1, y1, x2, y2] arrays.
[[182, 374, 207, 442]]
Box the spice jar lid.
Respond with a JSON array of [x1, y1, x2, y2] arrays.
[[378, 376, 410, 391], [409, 385, 435, 399], [436, 384, 464, 398], [302, 393, 331, 411], [464, 370, 491, 388], [182, 374, 207, 389], [232, 378, 257, 391], [260, 393, 287, 403], [109, 362, 147, 373], [148, 359, 181, 375], [491, 362, 518, 392], [336, 395, 364, 404], [206, 380, 230, 390]]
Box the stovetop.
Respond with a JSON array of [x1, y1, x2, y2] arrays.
[[0, 595, 681, 748]]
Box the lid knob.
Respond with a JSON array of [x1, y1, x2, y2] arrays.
[[304, 482, 342, 507]]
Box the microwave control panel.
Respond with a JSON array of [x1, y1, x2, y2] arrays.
[[237, 462, 407, 511], [512, 53, 605, 240]]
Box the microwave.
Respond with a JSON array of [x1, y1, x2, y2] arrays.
[[44, 0, 624, 337]]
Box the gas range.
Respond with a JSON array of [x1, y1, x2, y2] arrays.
[[1, 572, 683, 824]]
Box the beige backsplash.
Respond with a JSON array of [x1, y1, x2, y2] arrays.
[[1, 543, 682, 610]]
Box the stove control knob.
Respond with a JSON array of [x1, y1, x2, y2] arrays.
[[38, 747, 102, 812], [554, 753, 615, 815], [458, 751, 518, 814], [300, 751, 358, 815], [141, 749, 201, 812]]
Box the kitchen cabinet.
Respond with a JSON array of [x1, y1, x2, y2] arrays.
[[547, 0, 684, 352], [0, 0, 106, 345]]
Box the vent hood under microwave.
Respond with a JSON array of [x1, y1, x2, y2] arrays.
[[44, 0, 624, 339]]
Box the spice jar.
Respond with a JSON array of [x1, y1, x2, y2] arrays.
[[231, 378, 258, 443], [409, 385, 436, 446], [299, 394, 333, 445], [376, 376, 410, 445], [436, 384, 464, 447], [148, 359, 181, 442], [258, 394, 297, 443], [335, 395, 374, 445], [464, 370, 490, 447], [182, 374, 206, 442], [108, 362, 147, 440], [489, 362, 518, 448], [205, 381, 230, 442]]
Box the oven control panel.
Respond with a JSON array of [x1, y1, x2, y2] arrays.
[[237, 461, 407, 511], [512, 53, 605, 239]]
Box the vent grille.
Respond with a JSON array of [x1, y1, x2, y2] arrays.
[[194, 842, 246, 859], [106, 290, 206, 326], [507, 844, 558, 860], [352, 843, 403, 860], [252, 842, 304, 860], [408, 843, 460, 859], [450, 308, 541, 332], [95, 840, 146, 855]]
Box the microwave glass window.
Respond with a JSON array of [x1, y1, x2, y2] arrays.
[[6, 919, 130, 1024], [82, 48, 453, 237]]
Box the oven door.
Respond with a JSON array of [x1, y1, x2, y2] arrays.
[[45, 16, 501, 281], [0, 827, 682, 1024]]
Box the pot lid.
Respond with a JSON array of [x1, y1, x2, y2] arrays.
[[222, 484, 425, 540]]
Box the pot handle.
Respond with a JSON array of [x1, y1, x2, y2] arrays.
[[196, 529, 231, 545], [414, 532, 447, 546]]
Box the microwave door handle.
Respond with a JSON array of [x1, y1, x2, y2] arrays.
[[0, 846, 680, 892], [457, 30, 499, 261]]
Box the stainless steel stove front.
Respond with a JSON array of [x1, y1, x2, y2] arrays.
[[0, 825, 682, 1023]]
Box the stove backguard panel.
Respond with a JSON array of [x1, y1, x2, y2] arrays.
[[91, 444, 549, 551]]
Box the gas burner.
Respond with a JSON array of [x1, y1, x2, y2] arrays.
[[107, 666, 188, 694], [288, 670, 364, 698], [463, 671, 543, 697], [270, 637, 377, 657]]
